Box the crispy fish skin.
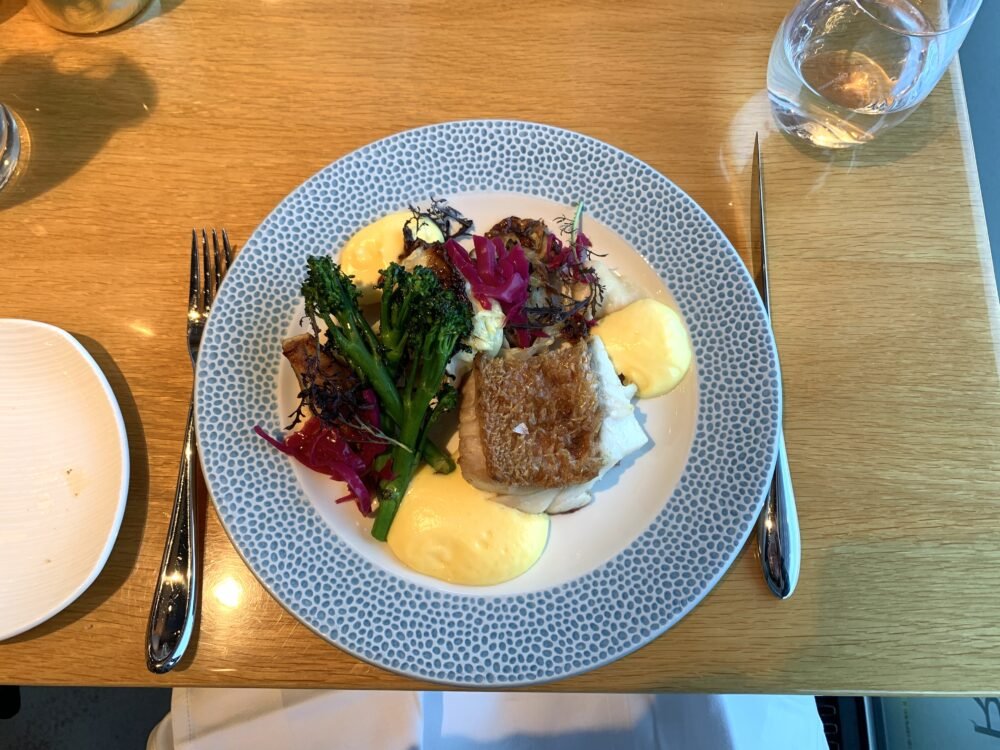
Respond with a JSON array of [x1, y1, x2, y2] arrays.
[[459, 337, 648, 514], [464, 340, 605, 489]]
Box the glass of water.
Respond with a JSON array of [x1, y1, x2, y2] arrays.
[[768, 0, 983, 148], [27, 0, 151, 33], [0, 104, 20, 192]]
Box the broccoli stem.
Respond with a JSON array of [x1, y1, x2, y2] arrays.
[[422, 441, 455, 474], [372, 332, 459, 540], [370, 500, 397, 540], [371, 432, 422, 540], [322, 315, 400, 414], [323, 314, 453, 474]]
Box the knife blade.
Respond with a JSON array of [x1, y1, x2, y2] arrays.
[[751, 133, 800, 599]]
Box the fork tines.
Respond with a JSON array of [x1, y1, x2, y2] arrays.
[[190, 229, 234, 315]]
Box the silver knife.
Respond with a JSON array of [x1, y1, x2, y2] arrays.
[[751, 133, 800, 599]]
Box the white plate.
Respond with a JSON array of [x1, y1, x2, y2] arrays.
[[0, 319, 129, 640]]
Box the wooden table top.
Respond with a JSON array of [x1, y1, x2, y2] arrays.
[[1, 0, 998, 694]]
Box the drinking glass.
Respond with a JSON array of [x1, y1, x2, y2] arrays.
[[768, 0, 983, 148], [0, 104, 19, 192], [27, 0, 151, 33]]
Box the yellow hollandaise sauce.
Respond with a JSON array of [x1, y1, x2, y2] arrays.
[[596, 298, 693, 398], [339, 211, 442, 305], [387, 465, 549, 586]]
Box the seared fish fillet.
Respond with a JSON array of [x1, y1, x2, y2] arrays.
[[461, 340, 605, 488], [459, 336, 648, 513]]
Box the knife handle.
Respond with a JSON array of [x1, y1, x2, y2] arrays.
[[756, 430, 800, 599]]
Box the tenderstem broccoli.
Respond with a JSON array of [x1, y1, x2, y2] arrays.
[[372, 283, 472, 540], [301, 257, 472, 540]]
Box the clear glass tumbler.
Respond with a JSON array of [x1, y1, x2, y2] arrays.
[[0, 104, 19, 192], [768, 0, 983, 148], [27, 0, 152, 34]]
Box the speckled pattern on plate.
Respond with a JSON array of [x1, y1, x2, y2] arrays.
[[195, 120, 780, 686]]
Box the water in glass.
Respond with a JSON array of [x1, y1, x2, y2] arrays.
[[768, 0, 981, 147], [0, 104, 20, 192]]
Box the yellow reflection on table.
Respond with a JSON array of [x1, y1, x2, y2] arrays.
[[212, 575, 244, 610]]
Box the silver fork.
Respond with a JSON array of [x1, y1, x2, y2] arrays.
[[146, 229, 233, 674]]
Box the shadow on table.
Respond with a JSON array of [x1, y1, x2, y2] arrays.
[[0, 0, 24, 25], [779, 83, 948, 169], [6, 335, 151, 643], [0, 51, 157, 211]]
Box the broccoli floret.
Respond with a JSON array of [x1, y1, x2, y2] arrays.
[[378, 263, 440, 376], [303, 257, 399, 416], [302, 256, 472, 540], [302, 257, 459, 479]]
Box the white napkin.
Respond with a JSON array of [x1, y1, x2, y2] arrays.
[[148, 689, 825, 750]]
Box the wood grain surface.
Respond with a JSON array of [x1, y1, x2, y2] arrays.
[[1, 0, 998, 693]]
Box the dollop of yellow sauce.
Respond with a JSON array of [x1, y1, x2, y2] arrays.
[[596, 298, 693, 398], [339, 211, 439, 305], [387, 465, 549, 586]]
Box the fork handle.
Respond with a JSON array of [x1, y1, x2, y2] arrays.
[[146, 400, 199, 673], [756, 430, 800, 599]]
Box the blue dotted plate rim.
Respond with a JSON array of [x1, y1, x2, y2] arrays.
[[195, 119, 781, 686]]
